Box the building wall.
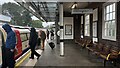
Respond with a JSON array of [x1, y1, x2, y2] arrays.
[[63, 2, 120, 47], [74, 15, 81, 40], [75, 2, 118, 46]]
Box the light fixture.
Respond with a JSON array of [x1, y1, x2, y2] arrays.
[[71, 2, 77, 9], [22, 0, 26, 3]]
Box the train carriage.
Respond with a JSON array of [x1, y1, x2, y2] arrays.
[[0, 25, 31, 65]]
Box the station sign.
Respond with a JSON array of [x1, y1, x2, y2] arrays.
[[71, 9, 93, 14]]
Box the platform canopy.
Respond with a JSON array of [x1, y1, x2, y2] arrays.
[[15, 0, 58, 22], [14, 0, 115, 22]]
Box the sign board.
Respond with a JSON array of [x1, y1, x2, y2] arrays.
[[71, 9, 93, 14]]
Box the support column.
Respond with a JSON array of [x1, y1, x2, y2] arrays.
[[55, 13, 60, 44], [59, 3, 64, 56]]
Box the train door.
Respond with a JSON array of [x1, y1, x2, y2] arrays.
[[20, 33, 29, 52], [0, 31, 2, 65], [0, 28, 7, 66], [14, 30, 22, 59]]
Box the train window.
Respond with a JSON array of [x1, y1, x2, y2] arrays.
[[20, 33, 28, 42]]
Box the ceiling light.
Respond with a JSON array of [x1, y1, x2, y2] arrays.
[[71, 2, 77, 9], [22, 0, 26, 3]]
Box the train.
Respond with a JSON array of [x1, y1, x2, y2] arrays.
[[0, 24, 47, 65], [0, 24, 31, 65], [0, 14, 46, 66]]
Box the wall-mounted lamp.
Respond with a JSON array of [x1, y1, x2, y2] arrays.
[[71, 2, 77, 9]]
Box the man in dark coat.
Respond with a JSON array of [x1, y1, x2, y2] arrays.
[[2, 23, 16, 68], [29, 27, 40, 59], [46, 29, 49, 39]]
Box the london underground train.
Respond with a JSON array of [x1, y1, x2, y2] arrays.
[[0, 15, 46, 66]]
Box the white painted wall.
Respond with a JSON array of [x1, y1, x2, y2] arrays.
[[64, 17, 74, 39]]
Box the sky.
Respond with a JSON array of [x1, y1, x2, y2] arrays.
[[31, 16, 55, 27], [42, 22, 55, 27]]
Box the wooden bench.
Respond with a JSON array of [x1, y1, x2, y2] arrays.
[[75, 39, 92, 48], [86, 42, 119, 67], [100, 46, 119, 66]]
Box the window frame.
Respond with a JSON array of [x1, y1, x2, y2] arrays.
[[102, 2, 117, 41]]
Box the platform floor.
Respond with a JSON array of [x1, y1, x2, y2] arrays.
[[17, 39, 115, 68], [34, 40, 114, 68]]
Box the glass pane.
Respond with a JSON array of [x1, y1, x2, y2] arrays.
[[106, 5, 110, 13], [109, 21, 112, 29], [110, 13, 112, 20], [113, 12, 115, 19], [109, 29, 111, 36], [20, 34, 27, 42], [110, 4, 113, 12], [106, 14, 110, 20], [112, 29, 115, 36], [86, 15, 89, 20], [93, 22, 97, 37], [112, 20, 115, 29], [104, 13, 106, 20], [113, 3, 115, 11]]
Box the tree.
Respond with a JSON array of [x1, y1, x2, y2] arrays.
[[22, 11, 32, 26], [2, 2, 32, 26], [31, 20, 43, 28]]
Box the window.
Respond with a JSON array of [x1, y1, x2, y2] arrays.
[[81, 16, 84, 38], [85, 15, 90, 36], [102, 3, 116, 41], [20, 33, 28, 42]]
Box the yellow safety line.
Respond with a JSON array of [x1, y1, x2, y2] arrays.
[[15, 51, 31, 67]]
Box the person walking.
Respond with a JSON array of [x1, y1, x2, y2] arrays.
[[46, 29, 49, 39], [29, 27, 40, 59], [2, 23, 16, 68], [38, 30, 46, 50], [50, 29, 54, 40]]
